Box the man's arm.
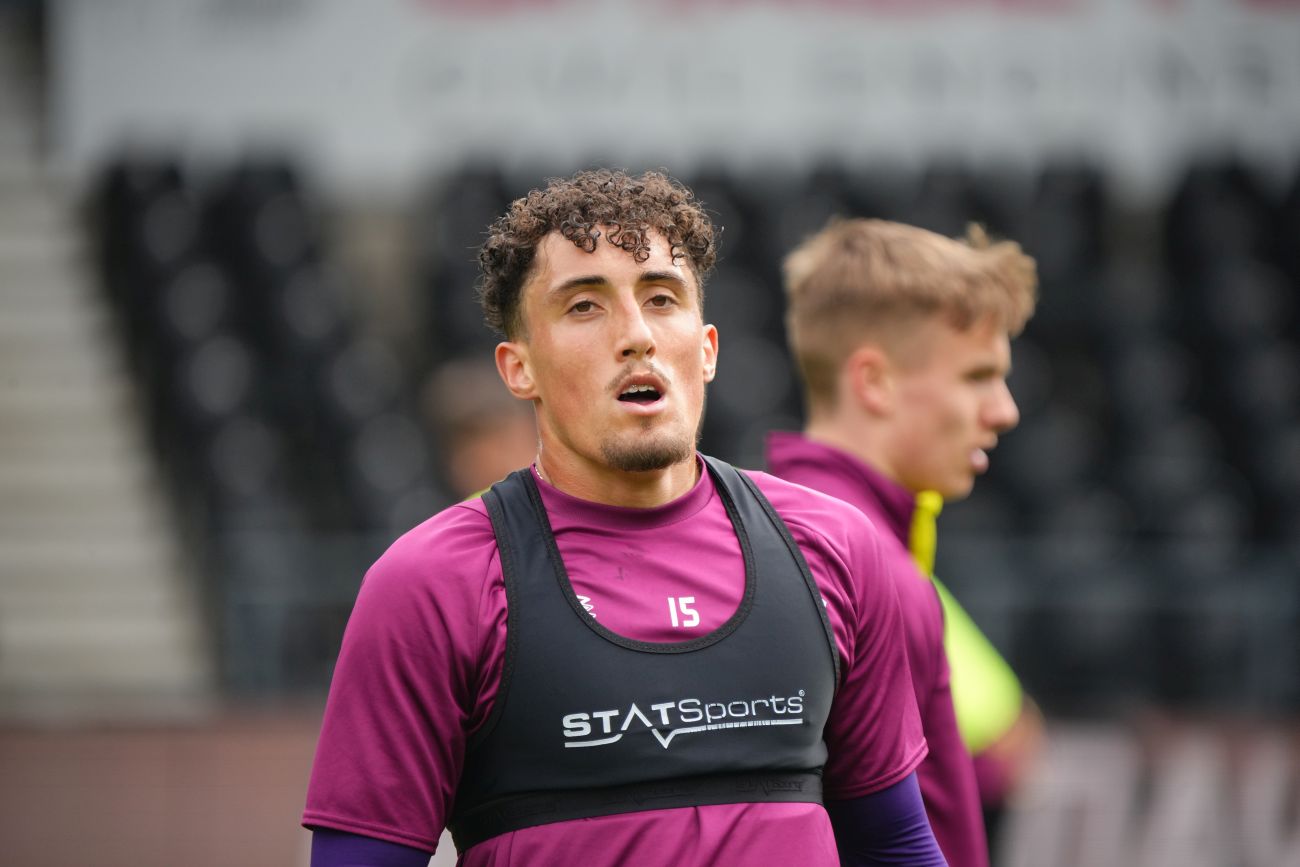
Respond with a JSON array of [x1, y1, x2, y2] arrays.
[[302, 504, 502, 855], [756, 479, 940, 859], [826, 773, 948, 866], [310, 829, 431, 867]]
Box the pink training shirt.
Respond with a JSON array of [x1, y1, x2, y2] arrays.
[[767, 432, 988, 867], [303, 457, 926, 866]]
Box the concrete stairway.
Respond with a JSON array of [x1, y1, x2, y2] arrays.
[[0, 12, 214, 721]]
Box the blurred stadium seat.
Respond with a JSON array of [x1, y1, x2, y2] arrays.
[[86, 154, 1300, 718]]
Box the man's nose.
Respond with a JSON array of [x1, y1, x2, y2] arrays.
[[618, 305, 655, 359], [987, 381, 1020, 433]]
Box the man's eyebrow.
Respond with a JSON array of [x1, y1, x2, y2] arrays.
[[545, 275, 608, 301], [545, 270, 688, 301], [639, 270, 689, 289], [967, 361, 1007, 378]]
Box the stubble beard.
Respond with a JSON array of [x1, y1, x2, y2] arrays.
[[600, 428, 694, 472], [598, 389, 708, 473], [600, 409, 705, 473]]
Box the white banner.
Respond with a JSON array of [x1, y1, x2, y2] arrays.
[[51, 0, 1300, 200]]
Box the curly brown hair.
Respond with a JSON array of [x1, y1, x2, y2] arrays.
[[478, 169, 717, 338]]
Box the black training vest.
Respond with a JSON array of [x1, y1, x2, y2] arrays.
[[447, 456, 840, 853]]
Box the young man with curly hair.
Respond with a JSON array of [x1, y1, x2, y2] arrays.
[[303, 171, 948, 866], [767, 218, 1045, 866]]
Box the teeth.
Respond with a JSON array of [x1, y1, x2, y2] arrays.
[[622, 384, 657, 395]]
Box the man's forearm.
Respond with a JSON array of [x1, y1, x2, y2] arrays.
[[826, 772, 948, 866], [310, 827, 432, 867]]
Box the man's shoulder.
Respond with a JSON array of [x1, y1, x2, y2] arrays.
[[391, 496, 495, 548], [364, 498, 498, 592], [747, 467, 938, 612], [741, 468, 882, 550]]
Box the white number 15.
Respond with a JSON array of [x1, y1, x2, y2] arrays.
[[667, 596, 699, 628]]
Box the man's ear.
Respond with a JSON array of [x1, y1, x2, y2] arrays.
[[701, 323, 719, 383], [844, 344, 894, 416], [495, 341, 536, 400]]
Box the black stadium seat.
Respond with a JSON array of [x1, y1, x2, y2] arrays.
[[87, 153, 1300, 708]]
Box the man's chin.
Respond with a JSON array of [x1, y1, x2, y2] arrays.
[[600, 434, 694, 474], [939, 478, 976, 502]]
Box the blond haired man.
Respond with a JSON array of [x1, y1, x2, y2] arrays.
[[768, 218, 1044, 867]]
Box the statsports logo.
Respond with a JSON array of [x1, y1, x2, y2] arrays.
[[562, 690, 807, 750]]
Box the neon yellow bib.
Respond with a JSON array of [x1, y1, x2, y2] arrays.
[[909, 491, 1023, 756]]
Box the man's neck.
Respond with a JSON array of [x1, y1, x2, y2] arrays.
[[536, 451, 700, 509], [803, 417, 907, 493]]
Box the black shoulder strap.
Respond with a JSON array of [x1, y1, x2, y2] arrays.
[[702, 456, 842, 689], [470, 470, 529, 750]]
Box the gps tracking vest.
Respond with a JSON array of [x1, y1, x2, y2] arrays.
[[447, 456, 841, 852]]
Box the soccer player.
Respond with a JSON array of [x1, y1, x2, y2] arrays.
[[421, 355, 537, 499], [303, 171, 948, 866], [767, 218, 1044, 866]]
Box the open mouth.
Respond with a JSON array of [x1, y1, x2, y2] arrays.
[[618, 384, 662, 404]]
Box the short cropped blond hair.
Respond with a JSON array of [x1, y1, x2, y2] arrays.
[[783, 218, 1038, 409]]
